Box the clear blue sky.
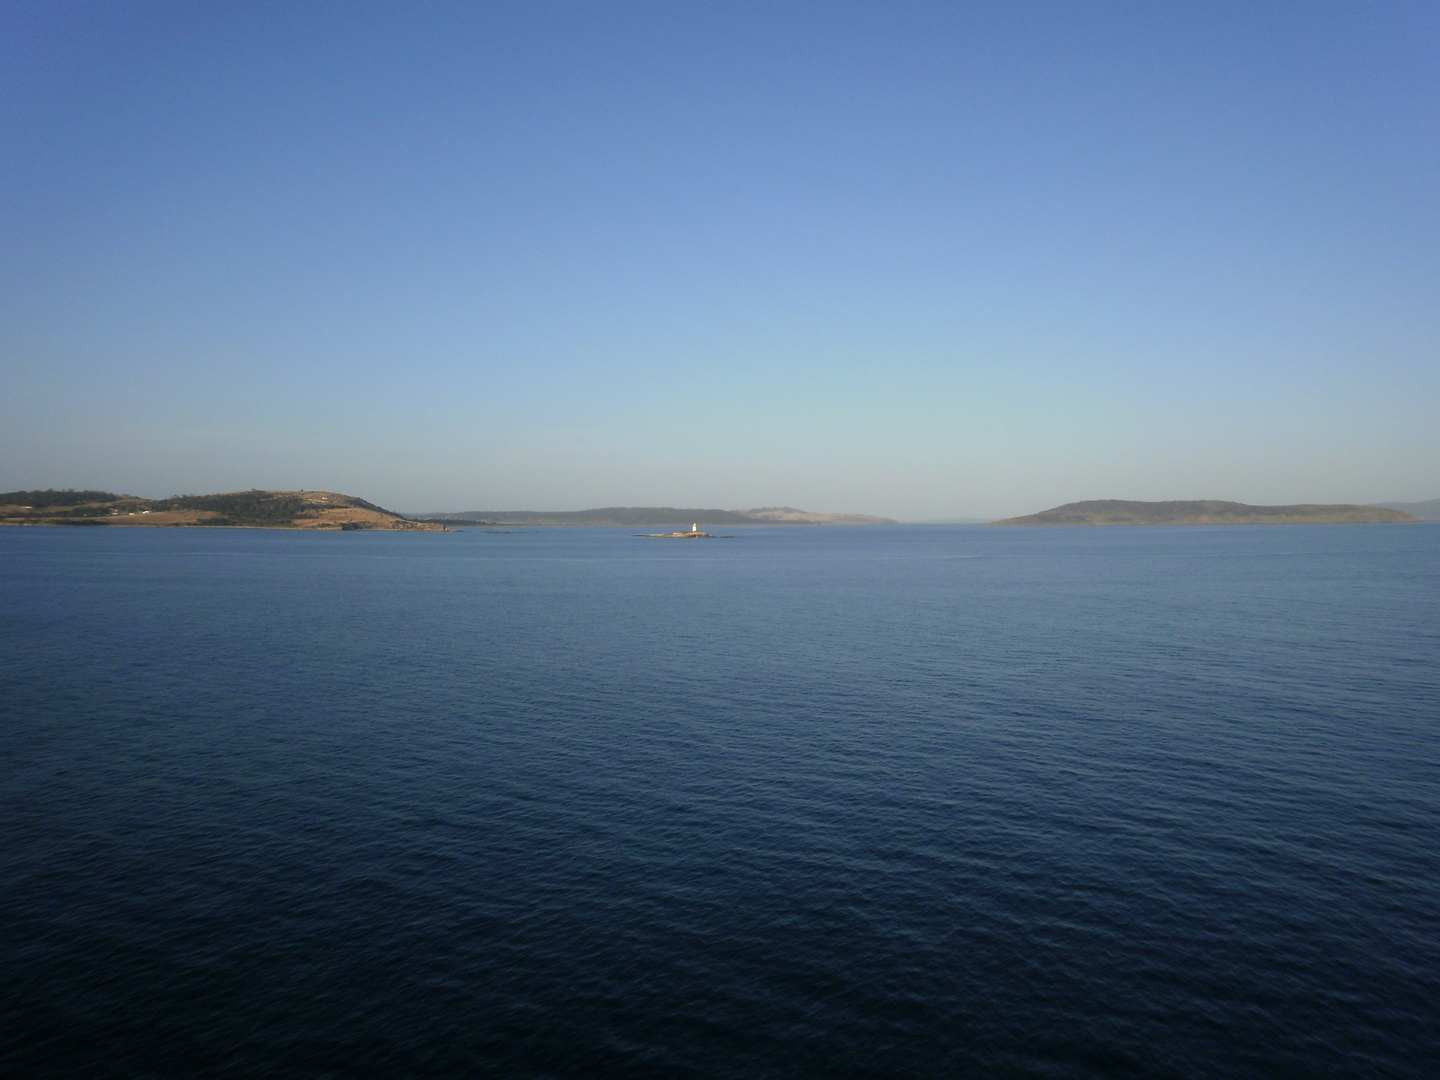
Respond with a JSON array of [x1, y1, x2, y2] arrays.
[[3, 1, 1436, 519]]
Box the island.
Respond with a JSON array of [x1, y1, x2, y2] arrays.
[[0, 489, 446, 530], [988, 500, 1419, 526]]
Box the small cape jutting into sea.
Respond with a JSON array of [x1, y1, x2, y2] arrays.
[[0, 489, 446, 530]]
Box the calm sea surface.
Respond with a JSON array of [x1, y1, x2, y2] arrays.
[[2, 523, 1437, 1078]]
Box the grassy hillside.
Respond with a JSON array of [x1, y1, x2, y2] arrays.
[[0, 489, 443, 530]]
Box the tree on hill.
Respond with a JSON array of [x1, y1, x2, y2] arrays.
[[153, 491, 310, 525]]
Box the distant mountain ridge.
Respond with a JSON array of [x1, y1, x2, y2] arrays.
[[990, 500, 1417, 526], [416, 506, 897, 526], [737, 507, 896, 525]]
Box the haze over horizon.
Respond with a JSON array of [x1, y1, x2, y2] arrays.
[[3, 2, 1437, 521]]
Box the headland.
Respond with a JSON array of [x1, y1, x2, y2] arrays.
[[0, 489, 446, 530]]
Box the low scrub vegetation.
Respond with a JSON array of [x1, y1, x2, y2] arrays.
[[0, 489, 123, 507], [152, 491, 310, 526]]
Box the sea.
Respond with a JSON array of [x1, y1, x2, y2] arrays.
[[2, 523, 1437, 1079]]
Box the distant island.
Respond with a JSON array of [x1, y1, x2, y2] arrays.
[[989, 500, 1419, 526], [1376, 498, 1440, 521], [0, 489, 445, 530], [413, 506, 897, 527]]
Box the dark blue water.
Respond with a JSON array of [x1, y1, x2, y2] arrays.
[[2, 524, 1437, 1078]]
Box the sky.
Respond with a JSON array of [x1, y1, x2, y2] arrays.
[[2, 1, 1437, 520]]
